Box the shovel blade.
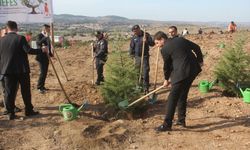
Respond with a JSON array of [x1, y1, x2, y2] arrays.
[[118, 100, 129, 109], [148, 94, 157, 104]]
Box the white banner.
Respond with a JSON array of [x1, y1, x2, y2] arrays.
[[0, 0, 53, 23]]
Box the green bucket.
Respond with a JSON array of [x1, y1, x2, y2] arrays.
[[219, 43, 225, 49], [242, 88, 250, 104], [59, 104, 78, 121], [118, 100, 129, 109], [199, 80, 210, 93]]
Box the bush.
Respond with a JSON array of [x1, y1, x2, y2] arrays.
[[214, 36, 250, 96], [62, 39, 71, 48]]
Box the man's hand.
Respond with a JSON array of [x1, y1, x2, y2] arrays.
[[42, 46, 48, 54], [163, 80, 170, 87]]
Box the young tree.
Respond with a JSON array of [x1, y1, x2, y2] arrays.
[[100, 50, 141, 109], [214, 36, 250, 96]]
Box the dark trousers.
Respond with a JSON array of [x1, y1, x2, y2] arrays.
[[135, 56, 150, 88], [3, 73, 33, 114], [95, 58, 105, 82], [164, 75, 196, 125], [37, 56, 49, 89]]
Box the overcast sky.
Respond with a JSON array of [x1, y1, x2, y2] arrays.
[[53, 0, 250, 22]]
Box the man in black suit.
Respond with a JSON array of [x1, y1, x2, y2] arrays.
[[36, 24, 53, 93], [154, 29, 203, 131], [0, 21, 48, 120], [0, 27, 21, 114]]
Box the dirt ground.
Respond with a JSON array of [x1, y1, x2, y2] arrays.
[[1, 31, 250, 150]]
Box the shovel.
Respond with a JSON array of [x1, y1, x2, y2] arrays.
[[138, 28, 146, 85], [48, 54, 79, 107], [118, 85, 165, 109], [148, 47, 160, 104], [91, 44, 95, 85]]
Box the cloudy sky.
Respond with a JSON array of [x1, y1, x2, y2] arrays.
[[53, 0, 250, 22]]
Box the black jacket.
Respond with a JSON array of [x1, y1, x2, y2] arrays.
[[0, 32, 43, 75], [94, 38, 108, 60], [36, 33, 52, 61], [161, 37, 203, 84], [130, 31, 155, 57]]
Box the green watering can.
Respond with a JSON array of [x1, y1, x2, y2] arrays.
[[219, 43, 225, 49], [239, 88, 250, 104], [199, 80, 217, 93], [59, 101, 88, 121]]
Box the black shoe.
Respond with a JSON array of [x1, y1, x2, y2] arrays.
[[100, 77, 105, 82], [25, 110, 40, 116], [6, 113, 16, 120], [175, 121, 186, 127], [41, 87, 49, 91], [38, 88, 45, 94], [95, 81, 100, 85], [14, 106, 21, 112], [155, 123, 172, 132], [2, 106, 21, 115]]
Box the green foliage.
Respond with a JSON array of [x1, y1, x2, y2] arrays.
[[100, 50, 141, 109], [62, 39, 71, 48], [214, 36, 250, 96], [54, 42, 62, 48]]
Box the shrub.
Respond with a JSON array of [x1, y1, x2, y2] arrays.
[[100, 50, 141, 109], [214, 36, 250, 96]]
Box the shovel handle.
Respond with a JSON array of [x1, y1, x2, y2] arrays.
[[138, 28, 146, 84], [91, 45, 95, 85], [128, 85, 165, 107], [48, 54, 72, 103], [54, 50, 69, 81]]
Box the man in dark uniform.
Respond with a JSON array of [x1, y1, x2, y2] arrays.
[[0, 21, 48, 120], [129, 25, 155, 92], [36, 24, 53, 93], [93, 31, 108, 85], [153, 29, 203, 131]]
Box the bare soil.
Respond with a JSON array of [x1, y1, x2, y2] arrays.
[[1, 31, 250, 150]]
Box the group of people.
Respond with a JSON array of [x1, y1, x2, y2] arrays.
[[0, 21, 53, 120], [128, 25, 203, 131], [0, 21, 205, 132]]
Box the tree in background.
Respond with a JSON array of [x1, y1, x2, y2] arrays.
[[214, 36, 250, 96]]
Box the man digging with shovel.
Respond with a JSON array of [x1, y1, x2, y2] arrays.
[[154, 29, 203, 131]]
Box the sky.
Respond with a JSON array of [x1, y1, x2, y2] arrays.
[[53, 0, 250, 22]]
